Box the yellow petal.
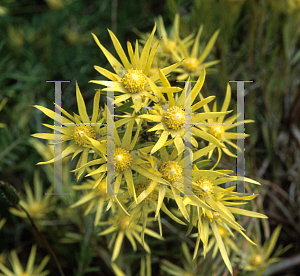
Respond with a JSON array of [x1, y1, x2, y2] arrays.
[[108, 29, 131, 70], [92, 33, 125, 76], [191, 25, 203, 58], [131, 164, 169, 185], [174, 136, 184, 155], [76, 83, 90, 124], [111, 262, 127, 276], [192, 127, 225, 148], [161, 202, 186, 225], [93, 65, 121, 81], [122, 119, 134, 149], [34, 105, 73, 125], [124, 169, 137, 202], [37, 142, 78, 164], [170, 186, 189, 222], [211, 220, 233, 275], [192, 96, 215, 112], [139, 114, 162, 122], [155, 184, 166, 219], [144, 38, 161, 76], [226, 207, 268, 218], [218, 83, 231, 123], [140, 23, 156, 71], [198, 29, 220, 65], [112, 231, 125, 261], [150, 130, 169, 154], [149, 60, 182, 83]]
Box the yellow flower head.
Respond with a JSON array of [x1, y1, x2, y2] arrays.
[[32, 83, 106, 179], [140, 68, 229, 155], [197, 83, 254, 158], [9, 171, 57, 221], [171, 14, 220, 80], [90, 24, 181, 112], [0, 245, 50, 276]]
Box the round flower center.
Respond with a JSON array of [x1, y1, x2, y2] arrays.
[[122, 69, 146, 93], [196, 179, 213, 197], [217, 226, 226, 237], [96, 180, 107, 194], [119, 216, 131, 231], [161, 40, 177, 54], [209, 125, 224, 140], [114, 148, 132, 172], [164, 106, 185, 130], [183, 57, 200, 73], [19, 273, 30, 276], [72, 125, 96, 146], [28, 202, 41, 218], [159, 161, 183, 182], [250, 254, 263, 267]]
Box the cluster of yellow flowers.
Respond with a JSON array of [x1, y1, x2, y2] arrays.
[[30, 15, 267, 275]]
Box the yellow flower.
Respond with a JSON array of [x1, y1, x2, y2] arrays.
[[9, 171, 57, 221], [81, 108, 169, 205], [90, 24, 181, 112], [182, 165, 267, 274], [0, 245, 50, 276], [97, 209, 163, 261], [171, 14, 220, 80], [197, 83, 254, 158], [137, 144, 219, 223], [32, 84, 106, 179], [71, 174, 110, 226], [139, 68, 228, 155], [204, 225, 240, 259], [240, 224, 292, 276]]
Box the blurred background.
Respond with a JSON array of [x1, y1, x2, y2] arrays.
[[0, 0, 300, 275]]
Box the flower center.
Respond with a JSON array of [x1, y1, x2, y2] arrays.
[[114, 148, 132, 172], [96, 179, 107, 194], [72, 125, 96, 146], [119, 216, 131, 231], [204, 211, 221, 222], [161, 40, 177, 54], [28, 202, 41, 218], [217, 226, 226, 237], [196, 179, 213, 197], [19, 273, 30, 276], [164, 106, 185, 130], [159, 161, 183, 182], [209, 125, 224, 140], [122, 69, 146, 93], [183, 57, 200, 73], [250, 254, 263, 267]]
